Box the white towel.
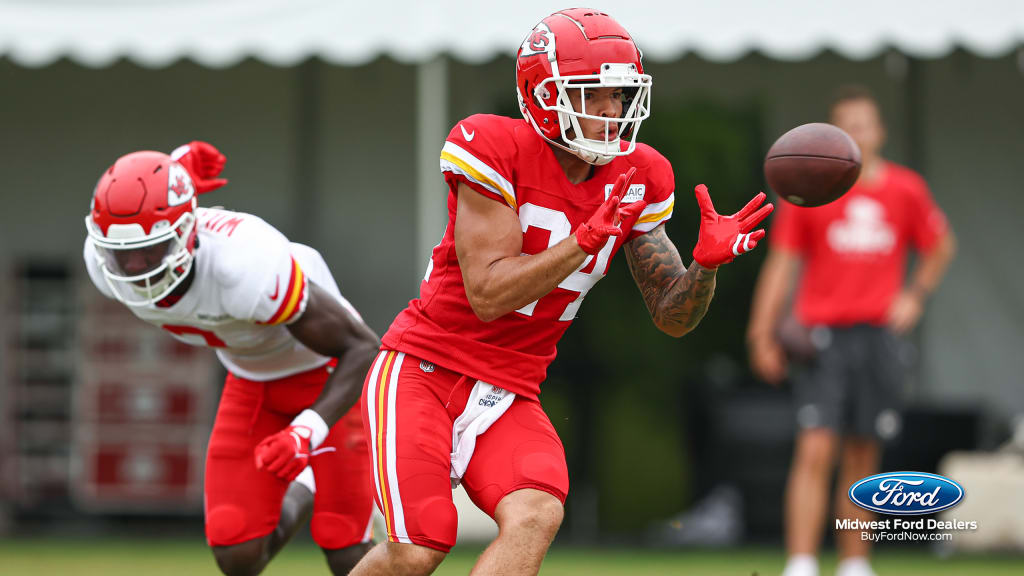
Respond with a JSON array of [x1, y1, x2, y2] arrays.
[[450, 381, 515, 488]]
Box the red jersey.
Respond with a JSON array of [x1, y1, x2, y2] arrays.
[[382, 114, 675, 399], [771, 162, 948, 326]]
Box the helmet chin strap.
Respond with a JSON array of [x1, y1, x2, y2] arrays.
[[524, 117, 610, 165], [567, 137, 619, 166], [568, 147, 613, 166]]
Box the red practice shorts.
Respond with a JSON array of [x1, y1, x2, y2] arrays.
[[361, 349, 569, 552], [204, 361, 374, 549]]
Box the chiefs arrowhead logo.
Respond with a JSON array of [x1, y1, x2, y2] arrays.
[[519, 23, 555, 58], [167, 162, 195, 207]]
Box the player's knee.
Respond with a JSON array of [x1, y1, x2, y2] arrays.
[[384, 541, 447, 575], [497, 491, 564, 539], [310, 512, 361, 550], [414, 496, 459, 549], [206, 505, 249, 547], [522, 496, 564, 537], [211, 538, 268, 576]]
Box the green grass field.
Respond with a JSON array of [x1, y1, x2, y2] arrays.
[[1, 539, 1022, 575]]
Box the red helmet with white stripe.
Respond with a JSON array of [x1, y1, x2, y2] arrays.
[[85, 151, 198, 306], [515, 8, 652, 165]]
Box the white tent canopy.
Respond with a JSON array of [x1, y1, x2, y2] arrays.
[[2, 0, 1023, 69]]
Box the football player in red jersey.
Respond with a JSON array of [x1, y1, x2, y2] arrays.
[[83, 143, 380, 575], [351, 8, 774, 576]]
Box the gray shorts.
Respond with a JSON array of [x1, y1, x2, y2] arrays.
[[790, 325, 907, 441]]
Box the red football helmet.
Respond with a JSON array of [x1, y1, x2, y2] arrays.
[[85, 151, 198, 306], [516, 8, 652, 165]]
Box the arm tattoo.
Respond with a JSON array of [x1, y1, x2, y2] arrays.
[[623, 225, 717, 336]]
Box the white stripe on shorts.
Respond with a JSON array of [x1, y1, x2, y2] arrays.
[[365, 351, 387, 522], [385, 352, 410, 543]]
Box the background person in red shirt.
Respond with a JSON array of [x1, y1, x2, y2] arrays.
[[747, 86, 957, 576]]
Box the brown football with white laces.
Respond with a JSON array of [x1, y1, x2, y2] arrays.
[[764, 123, 861, 207]]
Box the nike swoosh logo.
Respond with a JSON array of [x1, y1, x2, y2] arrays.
[[460, 124, 475, 141], [269, 276, 280, 301]]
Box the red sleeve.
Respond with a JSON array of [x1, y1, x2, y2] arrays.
[[439, 115, 518, 210], [904, 171, 948, 252], [769, 202, 807, 254]]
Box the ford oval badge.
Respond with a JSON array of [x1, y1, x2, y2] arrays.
[[849, 471, 964, 515]]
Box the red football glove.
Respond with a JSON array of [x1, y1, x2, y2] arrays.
[[616, 199, 648, 236], [254, 425, 312, 482], [575, 167, 646, 254], [170, 141, 228, 194], [254, 409, 328, 482], [692, 184, 774, 269]]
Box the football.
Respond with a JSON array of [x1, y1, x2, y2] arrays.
[[763, 123, 861, 207]]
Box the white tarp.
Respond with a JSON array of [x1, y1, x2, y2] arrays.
[[2, 0, 1022, 68]]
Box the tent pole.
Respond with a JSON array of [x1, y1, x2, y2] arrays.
[[905, 54, 925, 174], [415, 55, 449, 290], [293, 58, 322, 247]]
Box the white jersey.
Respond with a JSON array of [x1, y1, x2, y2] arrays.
[[84, 207, 363, 381]]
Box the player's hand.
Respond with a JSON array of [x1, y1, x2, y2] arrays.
[[254, 425, 314, 482], [887, 290, 924, 335], [171, 141, 228, 194], [749, 336, 788, 386], [575, 167, 642, 254], [616, 197, 648, 237], [692, 185, 774, 269]]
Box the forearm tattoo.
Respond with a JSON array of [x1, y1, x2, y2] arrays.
[[624, 225, 717, 335]]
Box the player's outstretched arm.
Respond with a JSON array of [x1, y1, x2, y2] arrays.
[[623, 225, 717, 338], [254, 282, 380, 482], [287, 282, 381, 426], [624, 185, 774, 338]]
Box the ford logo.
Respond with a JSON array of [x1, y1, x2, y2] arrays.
[[849, 472, 964, 515]]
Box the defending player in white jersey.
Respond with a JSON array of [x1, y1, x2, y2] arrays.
[[82, 142, 379, 575]]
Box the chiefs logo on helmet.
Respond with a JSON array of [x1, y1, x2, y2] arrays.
[[529, 31, 549, 51], [167, 162, 196, 207], [519, 23, 555, 58]]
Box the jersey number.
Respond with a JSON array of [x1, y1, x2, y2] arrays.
[[161, 324, 227, 348], [515, 203, 615, 321]]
